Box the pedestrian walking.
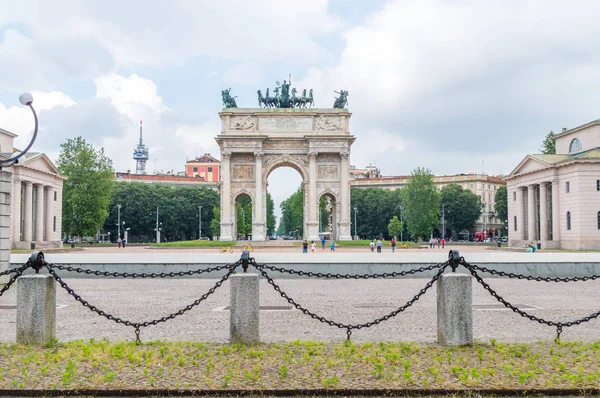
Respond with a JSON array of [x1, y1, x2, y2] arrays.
[[376, 239, 382, 253], [437, 238, 441, 249], [302, 240, 308, 253], [391, 238, 396, 253], [370, 240, 375, 252], [122, 239, 127, 248], [321, 237, 326, 250], [311, 241, 316, 252], [441, 238, 445, 248], [117, 238, 122, 248], [330, 241, 335, 251]]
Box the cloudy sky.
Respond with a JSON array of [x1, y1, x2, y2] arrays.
[[2, 0, 600, 222]]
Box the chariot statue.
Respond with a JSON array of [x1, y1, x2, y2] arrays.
[[221, 88, 238, 108], [257, 76, 314, 108], [333, 90, 348, 109]]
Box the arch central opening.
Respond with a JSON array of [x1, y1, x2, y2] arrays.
[[268, 165, 305, 240], [234, 193, 252, 240]]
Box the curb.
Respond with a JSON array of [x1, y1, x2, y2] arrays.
[[0, 388, 599, 397]]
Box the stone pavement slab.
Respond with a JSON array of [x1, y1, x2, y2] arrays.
[[1, 276, 599, 343]]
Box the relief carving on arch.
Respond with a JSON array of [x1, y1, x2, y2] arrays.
[[318, 153, 340, 163], [263, 154, 309, 170], [232, 165, 255, 180], [223, 141, 261, 148], [263, 141, 307, 150], [231, 153, 254, 162], [318, 165, 338, 179]]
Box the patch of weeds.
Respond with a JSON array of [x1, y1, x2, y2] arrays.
[[321, 376, 339, 387], [61, 360, 76, 386]]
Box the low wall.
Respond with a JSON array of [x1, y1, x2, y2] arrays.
[[9, 252, 600, 279]]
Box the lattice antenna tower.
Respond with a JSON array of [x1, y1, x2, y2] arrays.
[[133, 120, 149, 174]]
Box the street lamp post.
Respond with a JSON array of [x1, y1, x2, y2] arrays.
[[399, 205, 403, 242], [117, 204, 121, 239], [155, 206, 160, 243], [353, 207, 358, 240], [483, 203, 487, 240], [441, 204, 445, 240], [240, 207, 245, 238], [198, 205, 202, 240]]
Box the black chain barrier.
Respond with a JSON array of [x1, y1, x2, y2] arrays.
[[459, 257, 600, 342], [44, 263, 238, 343], [254, 262, 447, 279], [3, 249, 600, 344], [251, 258, 449, 341], [464, 262, 600, 283], [0, 264, 28, 298], [47, 263, 235, 278]]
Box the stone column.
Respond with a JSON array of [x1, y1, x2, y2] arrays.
[[539, 182, 549, 242], [220, 153, 233, 241], [527, 184, 536, 241], [0, 171, 12, 284], [307, 152, 319, 240], [230, 273, 259, 345], [35, 184, 44, 243], [12, 178, 21, 244], [437, 273, 473, 346], [23, 181, 33, 244], [551, 180, 561, 243], [17, 274, 56, 345], [45, 187, 54, 243], [252, 152, 265, 241], [338, 152, 352, 240], [517, 187, 525, 240]]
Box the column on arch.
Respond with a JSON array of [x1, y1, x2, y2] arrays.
[[539, 182, 549, 241], [527, 184, 537, 241], [219, 153, 233, 241], [253, 152, 265, 241], [35, 184, 44, 242], [307, 152, 319, 240], [338, 151, 352, 240]]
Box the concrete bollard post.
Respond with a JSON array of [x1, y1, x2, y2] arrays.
[[437, 273, 473, 346], [17, 275, 56, 345], [230, 273, 259, 345]]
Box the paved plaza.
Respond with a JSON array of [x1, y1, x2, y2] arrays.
[[1, 256, 599, 343]]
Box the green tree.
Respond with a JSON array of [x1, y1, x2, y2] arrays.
[[210, 205, 220, 237], [403, 167, 440, 240], [387, 216, 403, 239], [58, 137, 114, 237], [104, 182, 220, 241], [540, 130, 556, 154], [440, 184, 482, 235], [279, 185, 304, 237], [236, 195, 252, 238], [266, 191, 276, 235], [494, 185, 508, 233], [350, 187, 403, 239]]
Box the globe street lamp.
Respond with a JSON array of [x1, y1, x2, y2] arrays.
[[1, 94, 39, 169], [352, 207, 358, 239]]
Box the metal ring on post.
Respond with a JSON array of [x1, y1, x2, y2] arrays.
[[448, 250, 460, 272], [26, 251, 46, 274], [0, 93, 38, 169]]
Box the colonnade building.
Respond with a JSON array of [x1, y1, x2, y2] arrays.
[[506, 120, 600, 250], [0, 129, 65, 249]]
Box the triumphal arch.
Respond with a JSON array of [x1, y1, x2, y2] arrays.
[[216, 85, 355, 242]]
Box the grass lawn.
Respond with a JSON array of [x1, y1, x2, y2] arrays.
[[1, 339, 598, 391], [152, 240, 236, 248]]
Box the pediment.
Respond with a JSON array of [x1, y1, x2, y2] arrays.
[[509, 156, 552, 177], [20, 153, 61, 176]]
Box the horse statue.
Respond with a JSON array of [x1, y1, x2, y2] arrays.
[[291, 88, 306, 108], [306, 89, 314, 108], [267, 87, 280, 108], [333, 90, 348, 109], [257, 90, 268, 108], [222, 88, 238, 108]]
